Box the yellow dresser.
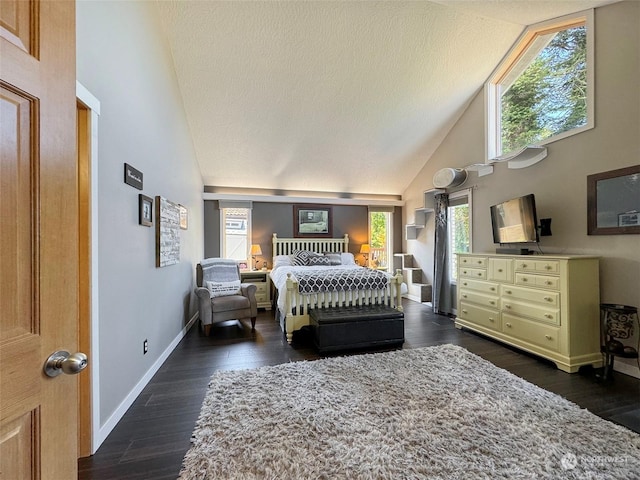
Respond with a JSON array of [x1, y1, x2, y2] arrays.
[[456, 253, 601, 373]]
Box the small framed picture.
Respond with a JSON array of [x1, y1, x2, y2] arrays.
[[139, 194, 153, 227], [238, 262, 248, 270], [179, 204, 188, 230], [618, 212, 640, 227]]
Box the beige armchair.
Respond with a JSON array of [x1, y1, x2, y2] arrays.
[[195, 258, 258, 336]]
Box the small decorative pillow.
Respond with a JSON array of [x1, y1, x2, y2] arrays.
[[292, 250, 315, 266], [307, 255, 331, 266], [206, 280, 241, 298], [323, 253, 342, 265]]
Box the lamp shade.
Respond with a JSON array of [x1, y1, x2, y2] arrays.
[[250, 244, 262, 256], [360, 244, 370, 254]]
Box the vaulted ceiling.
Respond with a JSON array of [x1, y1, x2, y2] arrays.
[[156, 0, 617, 197]]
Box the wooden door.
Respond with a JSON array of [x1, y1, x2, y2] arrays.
[[1, 1, 79, 479]]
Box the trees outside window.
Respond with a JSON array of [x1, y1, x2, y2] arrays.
[[448, 201, 470, 282], [487, 11, 593, 160], [369, 211, 392, 270]]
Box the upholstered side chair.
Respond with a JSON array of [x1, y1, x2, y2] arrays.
[[195, 258, 258, 336]]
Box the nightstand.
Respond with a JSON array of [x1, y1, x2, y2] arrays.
[[240, 270, 272, 310]]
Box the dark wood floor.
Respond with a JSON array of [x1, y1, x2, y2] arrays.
[[78, 299, 640, 479]]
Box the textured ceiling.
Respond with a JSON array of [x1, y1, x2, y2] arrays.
[[156, 0, 616, 197]]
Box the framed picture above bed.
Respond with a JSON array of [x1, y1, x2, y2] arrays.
[[294, 205, 333, 238]]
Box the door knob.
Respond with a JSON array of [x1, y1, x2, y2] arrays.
[[44, 350, 88, 377]]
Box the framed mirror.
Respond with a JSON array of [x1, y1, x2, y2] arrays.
[[587, 164, 640, 235]]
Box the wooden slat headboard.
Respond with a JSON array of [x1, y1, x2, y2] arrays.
[[272, 233, 349, 257]]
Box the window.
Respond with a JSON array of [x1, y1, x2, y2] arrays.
[[221, 207, 251, 263], [486, 11, 593, 160], [447, 192, 471, 282], [369, 208, 394, 271]]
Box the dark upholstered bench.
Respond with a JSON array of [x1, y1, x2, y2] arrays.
[[309, 304, 404, 353]]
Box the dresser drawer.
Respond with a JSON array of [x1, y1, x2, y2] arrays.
[[515, 273, 560, 290], [459, 256, 487, 268], [515, 259, 560, 274], [502, 313, 560, 352], [501, 285, 559, 307], [255, 293, 268, 303], [459, 289, 499, 309], [501, 298, 560, 326], [458, 278, 499, 295], [459, 267, 487, 280], [251, 283, 268, 294], [459, 302, 500, 331], [488, 258, 513, 282]]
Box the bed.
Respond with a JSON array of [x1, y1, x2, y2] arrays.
[[270, 233, 404, 343]]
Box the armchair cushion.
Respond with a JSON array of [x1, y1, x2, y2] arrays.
[[211, 294, 251, 314]]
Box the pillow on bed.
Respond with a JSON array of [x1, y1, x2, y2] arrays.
[[323, 253, 342, 265], [307, 255, 331, 266], [291, 250, 316, 266], [272, 255, 292, 270], [206, 280, 241, 298], [341, 252, 356, 265]]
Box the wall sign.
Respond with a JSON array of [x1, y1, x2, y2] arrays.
[[156, 196, 180, 267], [124, 163, 143, 190]]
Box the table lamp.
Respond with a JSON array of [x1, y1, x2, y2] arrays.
[[360, 244, 370, 267], [250, 244, 262, 271]]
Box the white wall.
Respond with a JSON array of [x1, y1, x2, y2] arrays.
[[76, 0, 204, 433], [402, 1, 640, 374]]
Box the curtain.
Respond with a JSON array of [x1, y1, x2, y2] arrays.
[[433, 192, 451, 315]]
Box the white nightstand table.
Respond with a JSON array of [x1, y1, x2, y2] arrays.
[[240, 269, 272, 310]]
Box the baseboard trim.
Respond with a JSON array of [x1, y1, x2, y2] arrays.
[[614, 359, 640, 379], [405, 294, 433, 306], [93, 312, 198, 452]]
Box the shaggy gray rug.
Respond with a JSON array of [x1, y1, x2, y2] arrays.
[[179, 345, 640, 479]]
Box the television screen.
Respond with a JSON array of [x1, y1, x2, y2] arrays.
[[490, 194, 539, 244]]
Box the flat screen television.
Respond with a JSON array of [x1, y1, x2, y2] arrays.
[[490, 194, 539, 244]]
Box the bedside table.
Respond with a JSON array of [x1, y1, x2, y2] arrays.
[[240, 270, 272, 310]]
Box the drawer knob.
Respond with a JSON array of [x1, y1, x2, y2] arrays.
[[477, 260, 482, 264], [545, 335, 552, 340], [463, 259, 467, 263], [545, 281, 552, 285], [505, 290, 512, 294], [544, 313, 553, 319], [522, 264, 528, 268], [463, 282, 468, 286], [498, 268, 503, 272], [505, 304, 511, 309], [545, 265, 552, 270], [522, 278, 528, 282], [489, 317, 495, 322], [462, 309, 468, 314], [462, 294, 468, 298], [490, 287, 496, 291], [463, 270, 467, 274], [544, 296, 552, 302], [505, 322, 512, 328], [477, 273, 482, 277], [489, 301, 495, 305]]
